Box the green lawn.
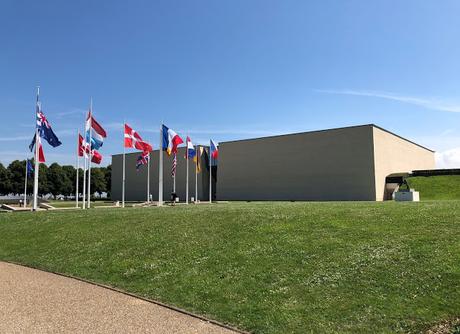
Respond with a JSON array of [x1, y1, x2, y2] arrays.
[[0, 202, 459, 333], [407, 175, 460, 200]]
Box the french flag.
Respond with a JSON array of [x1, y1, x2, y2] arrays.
[[162, 124, 183, 155]]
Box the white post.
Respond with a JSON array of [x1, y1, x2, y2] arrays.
[[122, 122, 126, 208], [195, 145, 198, 203], [32, 86, 40, 211], [147, 151, 150, 203], [23, 159, 28, 207], [87, 99, 92, 208], [76, 130, 79, 208], [209, 145, 212, 203], [186, 141, 189, 205], [158, 124, 163, 206]]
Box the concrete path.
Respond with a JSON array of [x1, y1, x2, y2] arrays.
[[0, 262, 239, 334]]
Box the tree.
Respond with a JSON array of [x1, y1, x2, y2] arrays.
[[47, 163, 72, 196], [61, 165, 76, 195], [7, 160, 26, 195], [91, 168, 107, 194], [0, 163, 12, 194], [38, 164, 50, 195]]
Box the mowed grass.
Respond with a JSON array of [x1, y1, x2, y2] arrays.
[[407, 175, 460, 200], [0, 202, 459, 333]]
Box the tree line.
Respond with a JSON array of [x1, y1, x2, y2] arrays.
[[0, 160, 111, 197]]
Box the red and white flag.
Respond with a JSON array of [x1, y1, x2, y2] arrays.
[[124, 123, 152, 152], [37, 136, 45, 163]]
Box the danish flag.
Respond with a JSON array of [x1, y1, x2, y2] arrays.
[[124, 123, 152, 152]]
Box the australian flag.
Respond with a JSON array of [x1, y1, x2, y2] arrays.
[[36, 101, 62, 147]]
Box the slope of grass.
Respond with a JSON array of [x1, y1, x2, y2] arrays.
[[0, 202, 459, 333], [407, 175, 460, 200]]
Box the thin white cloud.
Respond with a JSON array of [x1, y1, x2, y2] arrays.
[[55, 108, 87, 119], [0, 135, 31, 141], [316, 89, 460, 113]]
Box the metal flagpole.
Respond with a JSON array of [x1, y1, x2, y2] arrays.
[[23, 158, 28, 207], [195, 145, 198, 203], [147, 151, 150, 203], [209, 144, 212, 203], [87, 98, 92, 209], [122, 121, 126, 208], [82, 126, 87, 209], [32, 86, 40, 211], [76, 130, 79, 208], [186, 137, 189, 205], [158, 124, 163, 206], [173, 153, 176, 194]]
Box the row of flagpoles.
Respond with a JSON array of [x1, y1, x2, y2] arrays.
[[27, 88, 219, 210], [122, 123, 219, 207]]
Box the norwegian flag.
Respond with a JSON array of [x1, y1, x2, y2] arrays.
[[171, 153, 177, 177], [136, 151, 149, 170], [124, 123, 152, 152]]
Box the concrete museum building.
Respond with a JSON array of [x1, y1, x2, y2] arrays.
[[111, 124, 435, 202]]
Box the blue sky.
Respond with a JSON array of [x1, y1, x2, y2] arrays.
[[1, 0, 460, 167]]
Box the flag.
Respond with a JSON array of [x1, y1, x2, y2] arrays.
[[162, 125, 183, 155], [78, 134, 89, 157], [196, 146, 203, 173], [171, 153, 177, 177], [36, 104, 62, 148], [91, 150, 102, 164], [37, 136, 45, 163], [29, 133, 46, 163], [85, 110, 107, 150], [26, 159, 34, 176], [29, 133, 36, 152], [203, 147, 209, 171], [124, 123, 152, 152], [136, 151, 149, 171], [210, 139, 219, 160], [186, 136, 196, 159]]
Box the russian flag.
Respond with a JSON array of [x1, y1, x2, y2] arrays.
[[162, 124, 183, 155]]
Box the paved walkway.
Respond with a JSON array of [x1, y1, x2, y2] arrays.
[[0, 262, 239, 334]]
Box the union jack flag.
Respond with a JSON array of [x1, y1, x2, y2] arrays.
[[171, 153, 177, 177], [136, 151, 149, 171]]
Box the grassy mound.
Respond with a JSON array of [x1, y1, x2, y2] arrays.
[[1, 202, 459, 333], [407, 175, 460, 200]]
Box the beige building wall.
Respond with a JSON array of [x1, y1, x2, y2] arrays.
[[218, 125, 377, 201], [372, 126, 435, 201], [111, 146, 211, 202]]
